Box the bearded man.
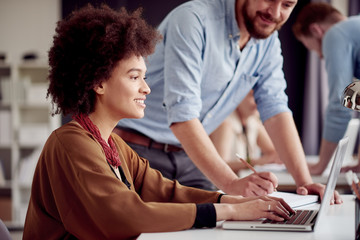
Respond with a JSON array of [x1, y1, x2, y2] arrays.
[[114, 0, 342, 204]]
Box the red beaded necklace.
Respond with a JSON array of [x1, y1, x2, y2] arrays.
[[73, 113, 121, 168]]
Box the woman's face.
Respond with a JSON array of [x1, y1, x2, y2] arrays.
[[95, 55, 150, 121]]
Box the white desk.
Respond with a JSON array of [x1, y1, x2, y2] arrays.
[[139, 195, 356, 240]]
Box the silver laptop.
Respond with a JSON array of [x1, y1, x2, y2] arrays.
[[322, 119, 358, 175], [222, 136, 349, 232]]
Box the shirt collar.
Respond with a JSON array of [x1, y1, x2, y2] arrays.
[[225, 0, 259, 46], [225, 0, 240, 40]]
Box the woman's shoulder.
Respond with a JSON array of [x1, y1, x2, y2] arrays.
[[45, 121, 100, 154], [53, 121, 91, 140]]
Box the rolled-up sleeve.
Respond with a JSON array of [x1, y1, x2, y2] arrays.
[[253, 34, 291, 123], [162, 7, 205, 125]]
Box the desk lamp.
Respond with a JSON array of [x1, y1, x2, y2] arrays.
[[342, 80, 360, 111], [342, 80, 360, 240], [342, 80, 360, 198]]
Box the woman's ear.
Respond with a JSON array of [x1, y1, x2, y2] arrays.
[[93, 83, 105, 95]]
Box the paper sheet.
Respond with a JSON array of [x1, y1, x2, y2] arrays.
[[269, 191, 319, 208]]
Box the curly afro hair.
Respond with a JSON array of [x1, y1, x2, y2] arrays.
[[47, 4, 161, 116]]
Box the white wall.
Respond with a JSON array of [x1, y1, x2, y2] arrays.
[[332, 0, 349, 16], [0, 0, 61, 63]]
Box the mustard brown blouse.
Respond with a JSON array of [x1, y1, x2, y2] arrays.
[[23, 122, 221, 239]]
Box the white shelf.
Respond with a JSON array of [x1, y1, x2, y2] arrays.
[[0, 60, 60, 224], [18, 102, 50, 108], [0, 102, 11, 107], [18, 60, 48, 68], [0, 144, 12, 148]]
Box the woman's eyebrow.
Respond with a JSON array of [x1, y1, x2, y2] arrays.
[[127, 68, 145, 74]]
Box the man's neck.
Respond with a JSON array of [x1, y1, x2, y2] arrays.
[[239, 34, 250, 50], [235, 0, 250, 50]]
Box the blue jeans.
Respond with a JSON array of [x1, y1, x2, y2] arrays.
[[127, 142, 215, 191]]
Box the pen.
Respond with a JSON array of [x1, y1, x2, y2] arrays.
[[236, 153, 257, 173], [235, 153, 277, 192]]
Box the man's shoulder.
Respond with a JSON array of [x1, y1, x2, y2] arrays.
[[325, 20, 356, 43], [330, 16, 360, 34], [347, 15, 360, 23], [169, 0, 227, 21]]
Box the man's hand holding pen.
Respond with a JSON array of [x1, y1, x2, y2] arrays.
[[228, 153, 278, 196]]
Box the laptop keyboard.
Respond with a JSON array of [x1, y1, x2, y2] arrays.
[[263, 210, 316, 225]]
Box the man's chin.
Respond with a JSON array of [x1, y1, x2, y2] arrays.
[[251, 32, 272, 39], [250, 28, 277, 39]]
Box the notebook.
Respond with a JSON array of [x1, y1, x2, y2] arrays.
[[268, 191, 318, 208], [222, 136, 349, 232]]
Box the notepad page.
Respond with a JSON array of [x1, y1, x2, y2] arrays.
[[269, 191, 319, 208]]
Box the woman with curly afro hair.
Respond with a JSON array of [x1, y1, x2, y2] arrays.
[[23, 4, 294, 240]]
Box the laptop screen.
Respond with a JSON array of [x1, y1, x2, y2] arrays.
[[313, 136, 349, 231]]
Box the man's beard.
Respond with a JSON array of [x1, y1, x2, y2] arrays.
[[242, 1, 282, 39]]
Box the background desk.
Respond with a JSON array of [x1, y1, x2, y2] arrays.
[[139, 195, 355, 240]]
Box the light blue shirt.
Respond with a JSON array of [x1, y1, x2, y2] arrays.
[[118, 0, 290, 145], [322, 15, 360, 142]]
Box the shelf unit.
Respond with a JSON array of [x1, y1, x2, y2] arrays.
[[0, 63, 12, 222], [0, 60, 61, 225]]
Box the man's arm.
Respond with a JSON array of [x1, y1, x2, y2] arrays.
[[308, 139, 337, 175], [263, 112, 312, 187], [170, 118, 278, 196], [209, 118, 234, 162], [264, 112, 342, 204]]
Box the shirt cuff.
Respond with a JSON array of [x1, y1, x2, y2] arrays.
[[193, 203, 216, 228]]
